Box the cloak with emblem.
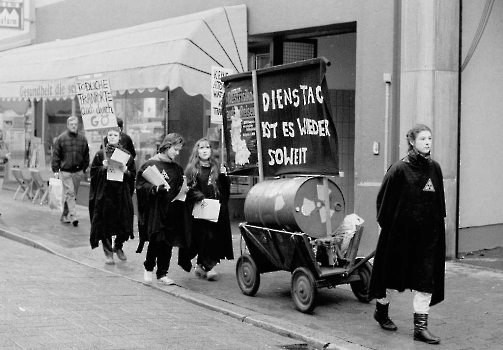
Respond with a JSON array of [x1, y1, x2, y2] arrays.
[[135, 156, 193, 271], [89, 145, 136, 249], [369, 150, 446, 306]]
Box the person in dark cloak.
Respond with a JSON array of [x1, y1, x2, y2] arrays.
[[184, 138, 234, 281], [89, 127, 136, 265], [136, 133, 192, 285], [368, 124, 446, 344], [102, 117, 136, 160]]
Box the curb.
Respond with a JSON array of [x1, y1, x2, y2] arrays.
[[0, 227, 369, 350]]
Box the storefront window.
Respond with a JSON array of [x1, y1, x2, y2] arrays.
[[114, 90, 167, 170]]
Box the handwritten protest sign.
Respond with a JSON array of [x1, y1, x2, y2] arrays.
[[211, 66, 234, 124], [75, 77, 118, 131], [223, 58, 339, 177]]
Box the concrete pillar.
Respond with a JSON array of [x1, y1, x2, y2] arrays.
[[399, 0, 459, 259]]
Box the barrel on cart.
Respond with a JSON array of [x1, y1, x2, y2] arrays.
[[235, 176, 375, 313]]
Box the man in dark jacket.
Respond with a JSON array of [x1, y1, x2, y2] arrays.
[[51, 116, 90, 226]]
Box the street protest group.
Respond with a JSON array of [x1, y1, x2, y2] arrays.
[[51, 115, 444, 345], [83, 123, 233, 284]]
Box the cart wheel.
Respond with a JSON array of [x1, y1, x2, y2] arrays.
[[350, 259, 373, 303], [236, 254, 260, 296], [291, 267, 317, 313]]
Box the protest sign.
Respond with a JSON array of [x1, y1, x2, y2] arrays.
[[75, 77, 118, 131], [221, 75, 258, 175], [222, 58, 339, 178], [211, 66, 234, 124]]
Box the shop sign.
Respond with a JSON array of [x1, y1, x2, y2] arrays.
[[0, 1, 23, 30], [75, 77, 118, 131], [17, 81, 77, 100], [211, 66, 233, 124]]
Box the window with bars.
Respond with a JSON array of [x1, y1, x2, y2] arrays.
[[283, 41, 316, 63]]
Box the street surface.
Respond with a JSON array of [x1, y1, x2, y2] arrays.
[[0, 237, 297, 350], [1, 190, 503, 349]]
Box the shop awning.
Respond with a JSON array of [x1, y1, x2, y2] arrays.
[[0, 5, 247, 102]]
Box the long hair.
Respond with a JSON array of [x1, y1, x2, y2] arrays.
[[406, 124, 431, 151], [185, 138, 220, 194]]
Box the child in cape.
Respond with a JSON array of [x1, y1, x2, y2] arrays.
[[185, 138, 234, 281], [136, 133, 192, 285]]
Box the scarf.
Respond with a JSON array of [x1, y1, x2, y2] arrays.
[[105, 143, 117, 157], [150, 153, 173, 163]]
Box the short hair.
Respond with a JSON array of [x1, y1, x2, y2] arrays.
[[158, 133, 184, 153], [406, 124, 431, 151], [67, 116, 78, 125]]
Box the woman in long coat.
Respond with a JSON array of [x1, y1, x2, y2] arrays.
[[369, 124, 446, 344], [136, 133, 192, 285], [89, 128, 135, 265], [185, 138, 233, 281]]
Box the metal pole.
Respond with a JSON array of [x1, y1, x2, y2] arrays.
[[323, 176, 332, 236], [252, 70, 264, 182]]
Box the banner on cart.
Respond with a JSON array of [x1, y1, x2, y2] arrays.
[[222, 75, 258, 175], [222, 58, 339, 177]]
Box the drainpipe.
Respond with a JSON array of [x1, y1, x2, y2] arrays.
[[455, 1, 462, 257]]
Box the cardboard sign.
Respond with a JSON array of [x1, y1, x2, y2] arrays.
[[211, 66, 234, 124], [76, 77, 118, 131]]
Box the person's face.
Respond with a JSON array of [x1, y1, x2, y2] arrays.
[[412, 130, 432, 155], [67, 119, 79, 133], [165, 143, 182, 160], [107, 130, 120, 145], [197, 142, 212, 161]]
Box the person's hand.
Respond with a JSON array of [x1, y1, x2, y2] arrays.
[[102, 160, 108, 168], [53, 172, 59, 179], [220, 164, 227, 175], [119, 164, 127, 173], [156, 184, 169, 194]]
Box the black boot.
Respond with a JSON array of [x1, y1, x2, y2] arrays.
[[374, 302, 397, 331], [414, 313, 440, 344]]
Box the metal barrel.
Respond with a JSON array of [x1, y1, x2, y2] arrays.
[[244, 176, 345, 237]]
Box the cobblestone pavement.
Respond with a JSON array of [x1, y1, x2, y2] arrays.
[[0, 237, 299, 350], [1, 188, 503, 350]]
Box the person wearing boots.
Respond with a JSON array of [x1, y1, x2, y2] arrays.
[[89, 127, 136, 265], [369, 124, 446, 345]]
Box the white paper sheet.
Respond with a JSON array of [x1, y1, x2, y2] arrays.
[[172, 176, 188, 202], [107, 161, 124, 182], [192, 199, 220, 222], [141, 165, 169, 188], [110, 148, 130, 166]]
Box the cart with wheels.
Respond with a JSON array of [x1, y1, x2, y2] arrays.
[[221, 59, 374, 312], [235, 176, 375, 313]]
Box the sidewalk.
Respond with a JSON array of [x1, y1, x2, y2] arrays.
[[1, 188, 503, 350], [0, 236, 297, 350]]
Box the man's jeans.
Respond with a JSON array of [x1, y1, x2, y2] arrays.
[[60, 170, 83, 219]]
